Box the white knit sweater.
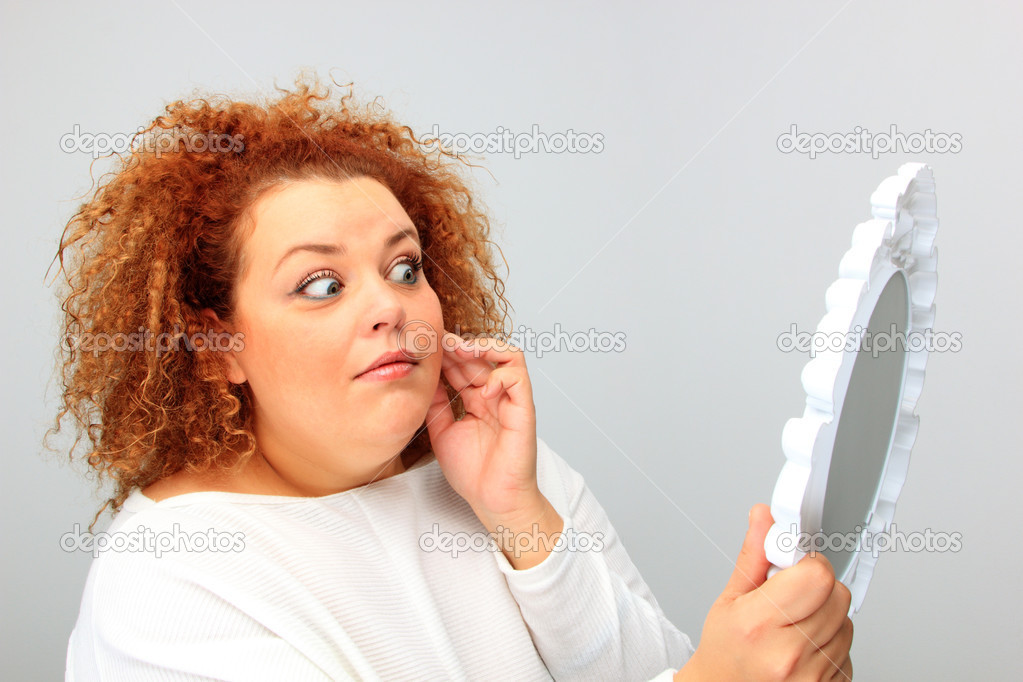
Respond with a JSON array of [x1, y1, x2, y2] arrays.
[[66, 436, 693, 680]]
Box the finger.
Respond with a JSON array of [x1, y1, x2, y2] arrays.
[[452, 333, 526, 369], [720, 504, 774, 600], [787, 577, 852, 646], [439, 352, 500, 422], [480, 366, 532, 409], [813, 616, 853, 681], [424, 379, 456, 438], [442, 361, 492, 400], [829, 653, 853, 681], [446, 342, 532, 423], [440, 346, 493, 393], [757, 552, 837, 627]]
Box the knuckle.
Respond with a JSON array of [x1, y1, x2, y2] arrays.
[[836, 581, 852, 610], [732, 611, 768, 645], [802, 555, 835, 591], [766, 651, 799, 681], [736, 619, 760, 644]]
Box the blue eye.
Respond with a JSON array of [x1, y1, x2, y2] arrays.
[[293, 253, 423, 300], [390, 255, 422, 284], [295, 270, 342, 299]]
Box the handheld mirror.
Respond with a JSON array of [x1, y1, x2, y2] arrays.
[[764, 163, 939, 615]]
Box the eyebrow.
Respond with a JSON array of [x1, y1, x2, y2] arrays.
[[272, 226, 421, 276]]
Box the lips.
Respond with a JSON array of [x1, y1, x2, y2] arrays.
[[357, 350, 419, 378]]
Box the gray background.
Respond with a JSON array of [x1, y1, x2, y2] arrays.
[[3, 1, 1019, 678]]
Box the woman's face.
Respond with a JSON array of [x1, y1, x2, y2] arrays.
[[214, 176, 445, 494]]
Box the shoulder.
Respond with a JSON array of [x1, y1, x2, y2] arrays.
[[77, 490, 259, 602], [70, 498, 274, 649], [70, 507, 232, 652], [66, 508, 336, 680], [140, 470, 199, 502], [141, 467, 239, 502]]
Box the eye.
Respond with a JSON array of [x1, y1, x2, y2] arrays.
[[295, 269, 342, 299], [293, 253, 423, 299], [389, 252, 424, 285]]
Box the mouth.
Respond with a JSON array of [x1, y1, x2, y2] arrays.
[[356, 361, 417, 382], [356, 350, 421, 380]]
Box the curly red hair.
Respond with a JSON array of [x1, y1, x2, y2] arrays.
[[49, 73, 511, 528]]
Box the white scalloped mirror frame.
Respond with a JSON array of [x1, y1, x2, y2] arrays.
[[764, 163, 938, 615]]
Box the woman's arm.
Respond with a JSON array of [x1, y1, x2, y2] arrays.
[[490, 437, 694, 681], [426, 334, 691, 680]]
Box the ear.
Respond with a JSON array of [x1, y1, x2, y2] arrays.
[[200, 308, 247, 385]]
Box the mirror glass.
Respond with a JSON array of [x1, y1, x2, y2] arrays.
[[819, 271, 910, 577]]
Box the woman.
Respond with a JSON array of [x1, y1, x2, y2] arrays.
[[55, 75, 853, 681]]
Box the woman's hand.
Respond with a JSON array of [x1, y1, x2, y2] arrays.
[[425, 331, 561, 568], [675, 504, 854, 681]]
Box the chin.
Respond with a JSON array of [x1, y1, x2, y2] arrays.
[[375, 404, 431, 444]]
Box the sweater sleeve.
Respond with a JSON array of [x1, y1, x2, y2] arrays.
[[491, 437, 694, 682]]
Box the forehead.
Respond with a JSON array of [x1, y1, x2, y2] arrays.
[[252, 177, 410, 241], [234, 176, 416, 274]]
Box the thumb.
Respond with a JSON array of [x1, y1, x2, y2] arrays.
[[719, 503, 774, 600]]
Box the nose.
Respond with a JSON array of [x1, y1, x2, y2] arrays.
[[355, 270, 406, 334]]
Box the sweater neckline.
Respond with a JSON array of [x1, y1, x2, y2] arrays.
[[125, 451, 439, 510]]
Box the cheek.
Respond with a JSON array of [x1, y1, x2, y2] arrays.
[[423, 292, 447, 380], [417, 289, 446, 358], [416, 284, 445, 329], [238, 318, 349, 396], [391, 285, 443, 376]]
